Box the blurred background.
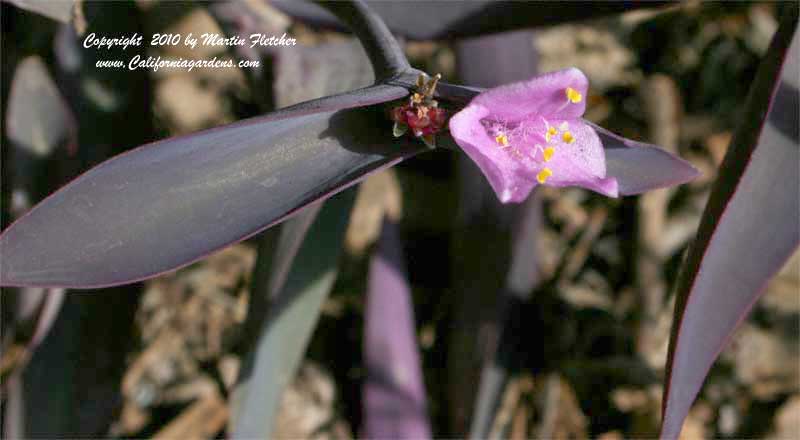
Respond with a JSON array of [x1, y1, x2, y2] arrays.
[[1, 1, 798, 438]]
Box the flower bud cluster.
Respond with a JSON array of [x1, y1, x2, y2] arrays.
[[390, 74, 447, 148]]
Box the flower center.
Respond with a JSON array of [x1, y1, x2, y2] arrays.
[[483, 87, 583, 184]]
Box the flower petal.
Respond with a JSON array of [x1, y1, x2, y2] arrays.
[[449, 104, 536, 202], [471, 68, 588, 122], [542, 119, 619, 197]]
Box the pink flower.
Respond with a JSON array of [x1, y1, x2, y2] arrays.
[[449, 68, 619, 203]]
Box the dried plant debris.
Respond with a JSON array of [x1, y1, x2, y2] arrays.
[[117, 244, 253, 436], [535, 25, 639, 92], [345, 169, 403, 256], [272, 362, 352, 440], [722, 324, 800, 401]]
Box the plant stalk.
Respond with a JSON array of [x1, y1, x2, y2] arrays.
[[318, 0, 410, 79]]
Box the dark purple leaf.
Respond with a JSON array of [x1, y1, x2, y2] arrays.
[[273, 0, 671, 40], [456, 30, 538, 88], [364, 218, 431, 439], [207, 0, 290, 64], [18, 284, 140, 436], [274, 39, 375, 108], [0, 84, 423, 288], [451, 30, 540, 439], [3, 7, 149, 436], [3, 0, 76, 23], [591, 123, 701, 196], [661, 15, 799, 440]]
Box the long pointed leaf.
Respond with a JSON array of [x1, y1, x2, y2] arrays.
[[273, 0, 670, 40], [452, 30, 539, 440], [0, 85, 421, 288], [231, 189, 355, 438], [4, 0, 76, 23], [591, 123, 700, 196], [364, 218, 431, 439], [661, 14, 799, 440]]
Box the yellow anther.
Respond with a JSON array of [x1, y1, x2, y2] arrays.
[[545, 126, 558, 142], [495, 133, 509, 147], [562, 131, 575, 144], [566, 87, 582, 103], [543, 146, 555, 162], [537, 168, 553, 184]]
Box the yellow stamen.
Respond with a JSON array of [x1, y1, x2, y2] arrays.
[[566, 87, 582, 104], [495, 133, 509, 147], [543, 146, 555, 162], [562, 131, 575, 144], [545, 126, 558, 142], [537, 168, 553, 184]]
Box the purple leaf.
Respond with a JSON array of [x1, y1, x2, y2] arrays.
[[456, 30, 539, 89], [272, 0, 670, 40], [18, 284, 141, 436], [207, 0, 290, 65], [274, 39, 375, 108], [661, 15, 799, 440], [451, 30, 541, 439], [363, 218, 431, 439], [592, 123, 702, 196], [0, 85, 422, 288], [3, 0, 76, 23]]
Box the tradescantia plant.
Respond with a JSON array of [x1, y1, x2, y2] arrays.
[[1, 1, 797, 438], [0, 41, 696, 288]]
